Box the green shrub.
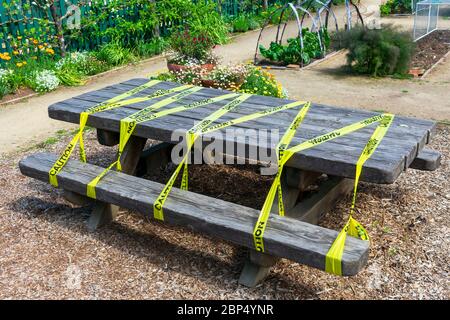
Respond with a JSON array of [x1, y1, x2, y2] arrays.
[[76, 55, 109, 76], [259, 28, 329, 65], [135, 38, 168, 58], [232, 14, 261, 33], [233, 16, 250, 33], [380, 0, 412, 16], [95, 43, 136, 66], [55, 64, 86, 86], [0, 69, 14, 98], [186, 0, 229, 45], [168, 29, 217, 64], [332, 25, 415, 76]]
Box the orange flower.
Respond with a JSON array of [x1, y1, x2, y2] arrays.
[[33, 39, 38, 45], [38, 45, 44, 50], [45, 48, 55, 55]]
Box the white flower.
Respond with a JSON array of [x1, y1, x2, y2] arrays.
[[33, 70, 60, 92], [0, 68, 12, 83]]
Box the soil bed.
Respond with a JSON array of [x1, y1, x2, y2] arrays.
[[411, 30, 450, 71], [0, 87, 35, 106]]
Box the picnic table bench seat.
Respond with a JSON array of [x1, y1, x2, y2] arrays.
[[19, 152, 369, 276]]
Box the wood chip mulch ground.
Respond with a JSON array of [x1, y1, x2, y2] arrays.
[[0, 126, 448, 299], [411, 30, 450, 71]]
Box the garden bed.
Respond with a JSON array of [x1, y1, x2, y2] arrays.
[[410, 30, 450, 72], [0, 88, 35, 106]]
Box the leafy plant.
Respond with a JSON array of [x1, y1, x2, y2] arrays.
[[0, 69, 14, 98], [168, 29, 217, 65], [95, 43, 136, 66], [332, 25, 415, 77], [233, 16, 250, 33], [379, 0, 412, 16], [55, 63, 86, 86], [259, 28, 329, 65], [135, 38, 168, 58], [185, 0, 230, 45]]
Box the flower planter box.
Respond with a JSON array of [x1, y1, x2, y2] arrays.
[[167, 62, 215, 73]]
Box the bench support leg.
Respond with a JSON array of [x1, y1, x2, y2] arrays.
[[238, 169, 353, 287], [238, 251, 279, 287], [87, 135, 147, 231]]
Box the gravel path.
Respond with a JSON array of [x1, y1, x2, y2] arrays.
[[0, 126, 448, 299]]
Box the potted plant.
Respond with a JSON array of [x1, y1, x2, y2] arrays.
[[166, 28, 218, 73]]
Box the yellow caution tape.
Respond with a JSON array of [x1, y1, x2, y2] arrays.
[[86, 90, 240, 199], [200, 100, 309, 135], [253, 102, 311, 252], [253, 113, 393, 253], [153, 94, 252, 221], [325, 113, 394, 275], [49, 112, 89, 187], [48, 80, 190, 187], [116, 90, 239, 171]]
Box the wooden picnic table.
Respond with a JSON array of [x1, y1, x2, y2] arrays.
[[19, 78, 441, 287]]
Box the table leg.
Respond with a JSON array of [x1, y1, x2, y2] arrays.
[[135, 142, 174, 177], [238, 168, 353, 287], [87, 135, 147, 231]]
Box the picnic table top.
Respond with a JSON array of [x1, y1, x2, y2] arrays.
[[48, 78, 438, 184]]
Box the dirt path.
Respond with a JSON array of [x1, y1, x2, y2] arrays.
[[0, 57, 168, 155], [1, 0, 449, 155]]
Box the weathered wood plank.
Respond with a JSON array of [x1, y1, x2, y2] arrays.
[[19, 152, 369, 276], [410, 148, 441, 171]]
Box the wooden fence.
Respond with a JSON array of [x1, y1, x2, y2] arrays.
[[0, 0, 281, 54]]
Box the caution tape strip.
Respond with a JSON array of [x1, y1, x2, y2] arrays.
[[252, 113, 394, 254], [325, 113, 394, 276], [86, 90, 241, 199], [48, 80, 191, 187], [253, 103, 311, 252], [153, 93, 253, 221]]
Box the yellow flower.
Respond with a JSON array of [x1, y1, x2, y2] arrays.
[[23, 61, 27, 65], [38, 45, 44, 50], [13, 50, 19, 55], [17, 36, 22, 40], [45, 48, 55, 55], [16, 62, 23, 67], [0, 53, 11, 61], [33, 39, 38, 45]]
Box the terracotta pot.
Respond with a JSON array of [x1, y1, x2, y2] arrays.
[[167, 63, 189, 73], [167, 61, 216, 73], [201, 63, 215, 72], [200, 79, 218, 88]]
